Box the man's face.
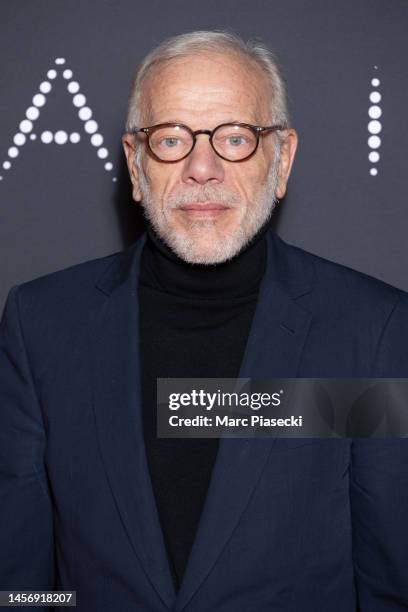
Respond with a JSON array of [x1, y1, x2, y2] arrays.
[[122, 52, 297, 264]]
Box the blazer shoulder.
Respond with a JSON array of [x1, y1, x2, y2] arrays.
[[274, 232, 408, 313], [6, 243, 139, 335], [14, 245, 131, 302]]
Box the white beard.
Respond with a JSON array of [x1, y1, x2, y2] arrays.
[[134, 145, 281, 265]]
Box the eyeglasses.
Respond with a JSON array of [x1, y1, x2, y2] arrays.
[[129, 122, 286, 163]]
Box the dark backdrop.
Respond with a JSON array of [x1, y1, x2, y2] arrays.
[[1, 0, 407, 309]]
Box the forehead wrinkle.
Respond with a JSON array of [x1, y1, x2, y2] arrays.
[[140, 52, 271, 126]]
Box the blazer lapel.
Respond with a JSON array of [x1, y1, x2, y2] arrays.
[[174, 230, 314, 612], [89, 234, 176, 609]]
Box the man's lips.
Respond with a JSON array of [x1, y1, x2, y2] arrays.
[[178, 202, 230, 211], [176, 203, 231, 220]]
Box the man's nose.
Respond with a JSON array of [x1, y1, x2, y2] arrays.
[[181, 134, 225, 185]]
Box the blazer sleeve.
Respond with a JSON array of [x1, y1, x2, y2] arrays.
[[0, 286, 56, 591], [350, 293, 408, 610]]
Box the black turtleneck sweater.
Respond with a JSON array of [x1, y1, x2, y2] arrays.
[[138, 223, 268, 591]]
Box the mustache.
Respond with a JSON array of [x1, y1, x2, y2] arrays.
[[165, 185, 242, 209]]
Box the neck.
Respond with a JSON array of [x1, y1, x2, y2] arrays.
[[139, 223, 269, 299]]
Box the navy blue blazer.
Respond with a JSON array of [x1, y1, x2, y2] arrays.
[[1, 229, 408, 611]]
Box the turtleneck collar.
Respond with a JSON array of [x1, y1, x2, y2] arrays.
[[139, 222, 269, 300]]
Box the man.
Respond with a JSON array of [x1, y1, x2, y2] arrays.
[[1, 30, 407, 611]]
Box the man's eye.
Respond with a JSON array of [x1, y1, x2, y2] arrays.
[[226, 135, 246, 146], [159, 137, 180, 148]]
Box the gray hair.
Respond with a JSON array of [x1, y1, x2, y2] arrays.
[[124, 30, 290, 134]]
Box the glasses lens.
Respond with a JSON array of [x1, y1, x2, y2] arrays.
[[212, 124, 257, 160], [148, 125, 193, 161]]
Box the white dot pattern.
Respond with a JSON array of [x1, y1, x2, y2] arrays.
[[97, 147, 108, 159], [14, 133, 26, 146], [19, 119, 33, 133], [78, 107, 92, 120], [33, 93, 46, 107], [368, 105, 381, 119], [368, 120, 382, 135], [41, 131, 53, 143], [55, 130, 68, 144], [67, 81, 80, 94], [368, 135, 381, 149], [39, 81, 52, 94], [368, 68, 382, 177], [73, 93, 86, 107], [369, 91, 381, 104], [91, 134, 103, 147], [26, 106, 40, 120], [1, 57, 115, 181], [85, 120, 98, 134]]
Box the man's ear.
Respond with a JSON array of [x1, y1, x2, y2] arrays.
[[121, 133, 142, 202], [275, 129, 298, 200]]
